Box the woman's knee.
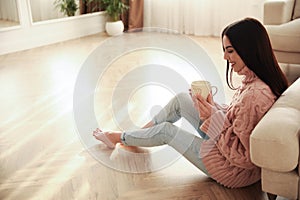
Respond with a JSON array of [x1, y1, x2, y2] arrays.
[[175, 92, 190, 102], [159, 121, 174, 130]]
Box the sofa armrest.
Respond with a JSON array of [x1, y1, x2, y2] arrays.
[[250, 78, 300, 172], [264, 0, 295, 25], [250, 108, 299, 171]]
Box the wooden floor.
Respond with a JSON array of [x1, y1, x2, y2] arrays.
[[0, 32, 271, 200]]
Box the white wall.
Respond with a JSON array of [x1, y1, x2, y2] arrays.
[[0, 0, 106, 55]]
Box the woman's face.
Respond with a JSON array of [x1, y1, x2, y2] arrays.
[[222, 35, 246, 74]]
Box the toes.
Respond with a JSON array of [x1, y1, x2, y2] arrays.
[[93, 130, 100, 136], [93, 128, 102, 136], [96, 128, 102, 132]]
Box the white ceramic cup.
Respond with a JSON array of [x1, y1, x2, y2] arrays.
[[191, 80, 218, 99]]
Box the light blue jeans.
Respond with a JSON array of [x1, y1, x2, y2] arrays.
[[121, 93, 209, 175]]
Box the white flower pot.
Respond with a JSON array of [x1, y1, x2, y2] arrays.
[[105, 21, 124, 36]]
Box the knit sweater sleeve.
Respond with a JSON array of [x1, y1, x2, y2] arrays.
[[200, 87, 275, 168]]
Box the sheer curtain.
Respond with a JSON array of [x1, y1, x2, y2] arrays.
[[0, 0, 19, 22], [144, 0, 264, 36]]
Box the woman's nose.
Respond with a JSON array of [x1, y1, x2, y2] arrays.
[[223, 52, 228, 60]]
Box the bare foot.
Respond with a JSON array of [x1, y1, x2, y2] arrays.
[[92, 121, 154, 150], [93, 128, 122, 149]]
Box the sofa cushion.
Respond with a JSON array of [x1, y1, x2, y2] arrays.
[[250, 78, 300, 172], [292, 0, 300, 19], [266, 18, 300, 53]]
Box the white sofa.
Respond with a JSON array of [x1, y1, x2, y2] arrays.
[[250, 78, 300, 200], [263, 0, 300, 65]]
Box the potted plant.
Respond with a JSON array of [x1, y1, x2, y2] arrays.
[[54, 0, 78, 17], [86, 0, 129, 36]]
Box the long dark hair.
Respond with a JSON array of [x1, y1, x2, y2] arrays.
[[221, 18, 288, 98]]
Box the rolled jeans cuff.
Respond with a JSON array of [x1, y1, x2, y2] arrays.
[[120, 132, 128, 145]]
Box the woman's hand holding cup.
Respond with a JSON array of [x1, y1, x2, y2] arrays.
[[190, 80, 218, 121]]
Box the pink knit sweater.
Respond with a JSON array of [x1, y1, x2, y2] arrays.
[[200, 66, 276, 188]]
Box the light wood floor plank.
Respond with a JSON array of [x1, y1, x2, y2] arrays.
[[0, 33, 268, 200]]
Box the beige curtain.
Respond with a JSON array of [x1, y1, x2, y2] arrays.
[[122, 0, 144, 31], [79, 0, 105, 14]]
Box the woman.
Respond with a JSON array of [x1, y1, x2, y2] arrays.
[[93, 18, 288, 188]]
